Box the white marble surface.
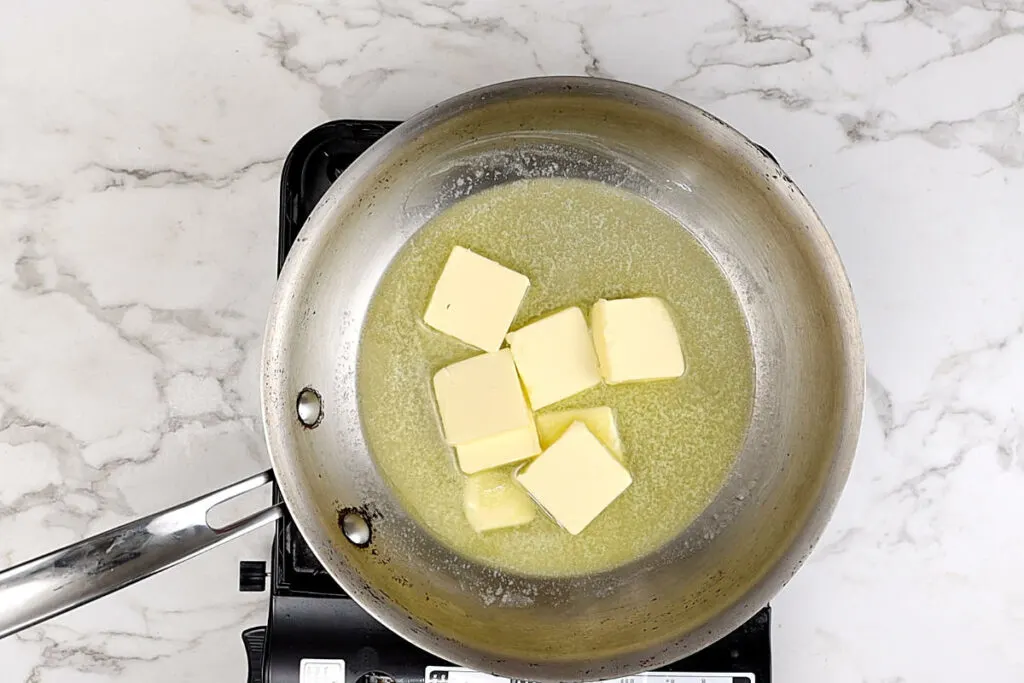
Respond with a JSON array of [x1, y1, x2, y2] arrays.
[[2, 0, 1023, 680]]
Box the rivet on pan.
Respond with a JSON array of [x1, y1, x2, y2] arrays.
[[296, 387, 323, 428], [341, 510, 371, 547]]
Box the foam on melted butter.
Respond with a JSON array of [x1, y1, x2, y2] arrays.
[[357, 178, 754, 577]]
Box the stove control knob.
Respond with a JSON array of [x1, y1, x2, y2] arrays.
[[356, 672, 396, 683], [242, 627, 266, 683], [239, 560, 267, 592]]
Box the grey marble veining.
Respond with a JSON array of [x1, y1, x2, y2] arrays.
[[2, 0, 1024, 681]]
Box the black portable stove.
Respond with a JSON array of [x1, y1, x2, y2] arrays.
[[239, 120, 772, 683]]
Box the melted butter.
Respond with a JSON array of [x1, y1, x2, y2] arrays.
[[357, 178, 754, 577]]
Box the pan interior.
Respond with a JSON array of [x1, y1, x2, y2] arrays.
[[357, 176, 755, 577], [261, 78, 862, 681]]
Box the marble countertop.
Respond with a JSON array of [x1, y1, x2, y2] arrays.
[[2, 0, 1023, 681]]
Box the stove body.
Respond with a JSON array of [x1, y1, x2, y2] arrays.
[[240, 120, 772, 683]]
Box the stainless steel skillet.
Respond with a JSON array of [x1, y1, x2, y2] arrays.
[[0, 77, 863, 681]]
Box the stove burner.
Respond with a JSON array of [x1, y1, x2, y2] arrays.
[[240, 120, 772, 683]]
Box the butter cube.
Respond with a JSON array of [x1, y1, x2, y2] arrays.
[[463, 470, 536, 532], [590, 297, 685, 384], [455, 423, 541, 474], [536, 406, 623, 461], [516, 421, 632, 535], [505, 307, 601, 409], [433, 349, 533, 445], [424, 246, 530, 351]]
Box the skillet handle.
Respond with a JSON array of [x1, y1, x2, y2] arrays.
[[0, 469, 282, 639]]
